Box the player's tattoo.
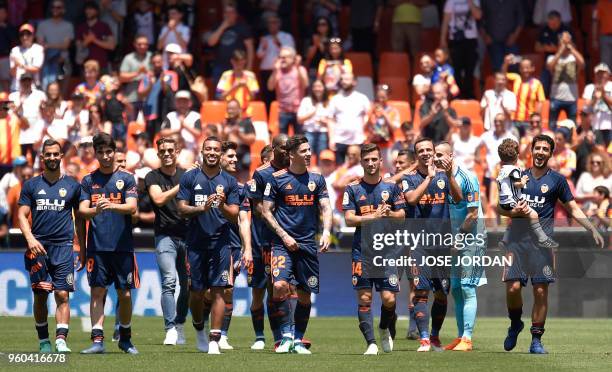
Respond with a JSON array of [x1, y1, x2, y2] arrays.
[[318, 197, 333, 234], [261, 199, 289, 240], [177, 199, 205, 219]]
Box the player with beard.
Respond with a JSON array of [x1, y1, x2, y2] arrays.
[[17, 139, 84, 353], [401, 137, 462, 352], [262, 135, 333, 354], [214, 141, 253, 349], [343, 144, 406, 355], [79, 133, 139, 355], [177, 137, 240, 354], [498, 134, 604, 354]]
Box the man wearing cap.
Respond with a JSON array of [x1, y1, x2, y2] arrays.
[[0, 92, 22, 178], [119, 35, 151, 121], [582, 63, 612, 147], [160, 90, 202, 151], [75, 1, 115, 73], [10, 23, 44, 92]]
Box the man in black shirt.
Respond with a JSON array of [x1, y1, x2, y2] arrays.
[[419, 82, 461, 143], [144, 137, 189, 346]]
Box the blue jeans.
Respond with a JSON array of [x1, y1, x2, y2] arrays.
[[487, 42, 519, 72], [549, 99, 577, 132], [42, 62, 61, 91], [335, 143, 350, 165], [304, 131, 328, 159], [279, 112, 301, 134], [155, 235, 189, 330]]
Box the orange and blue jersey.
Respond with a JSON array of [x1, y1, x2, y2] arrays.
[[263, 169, 328, 251], [228, 182, 250, 249], [246, 163, 283, 250], [342, 178, 405, 261], [80, 169, 138, 252], [401, 170, 451, 235], [507, 73, 545, 122]]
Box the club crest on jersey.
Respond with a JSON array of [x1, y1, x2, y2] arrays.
[[59, 188, 67, 198], [413, 277, 419, 286], [127, 272, 133, 285], [308, 181, 316, 192], [249, 180, 256, 192], [437, 179, 446, 189], [381, 190, 390, 202], [342, 192, 349, 205], [543, 265, 553, 278], [307, 276, 318, 288], [401, 180, 409, 192], [66, 273, 74, 286], [272, 268, 280, 277], [388, 274, 398, 286], [116, 179, 124, 190], [352, 276, 358, 286], [540, 184, 549, 193], [221, 270, 229, 282], [216, 184, 224, 194]]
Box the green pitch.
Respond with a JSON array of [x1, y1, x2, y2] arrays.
[[1, 317, 610, 371]]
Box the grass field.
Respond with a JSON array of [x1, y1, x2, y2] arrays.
[[1, 317, 611, 371]]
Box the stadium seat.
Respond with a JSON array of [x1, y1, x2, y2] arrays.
[[450, 99, 484, 136], [388, 100, 412, 141], [345, 52, 373, 77], [356, 76, 374, 100], [268, 101, 280, 136], [250, 139, 268, 174], [517, 27, 539, 54], [249, 101, 267, 122], [541, 100, 550, 130], [201, 101, 227, 124], [378, 52, 410, 80], [126, 121, 146, 152], [378, 77, 409, 101], [413, 99, 424, 132]]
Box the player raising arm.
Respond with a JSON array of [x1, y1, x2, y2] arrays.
[[261, 135, 332, 354]]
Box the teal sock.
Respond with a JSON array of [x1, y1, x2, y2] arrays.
[[462, 286, 477, 339], [451, 285, 464, 338]]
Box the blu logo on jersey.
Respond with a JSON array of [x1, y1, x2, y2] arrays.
[[35, 199, 66, 210]]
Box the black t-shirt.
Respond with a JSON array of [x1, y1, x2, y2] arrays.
[[136, 189, 154, 229], [0, 24, 18, 57], [214, 22, 252, 70], [537, 24, 572, 58], [144, 168, 188, 238], [419, 99, 457, 143]]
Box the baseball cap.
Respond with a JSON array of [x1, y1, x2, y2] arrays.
[[19, 24, 34, 34], [13, 156, 27, 166], [79, 136, 93, 146], [165, 43, 182, 54], [175, 90, 191, 100], [20, 72, 34, 81], [594, 63, 610, 73], [319, 149, 336, 162]]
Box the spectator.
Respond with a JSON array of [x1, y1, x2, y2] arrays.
[[45, 81, 67, 118], [0, 156, 26, 204], [8, 73, 46, 164], [164, 43, 198, 105], [476, 112, 517, 195], [318, 148, 338, 207], [267, 46, 308, 135], [390, 0, 425, 59], [160, 90, 201, 152], [221, 99, 256, 174], [74, 59, 105, 107], [502, 54, 546, 136], [412, 54, 434, 101], [480, 72, 517, 131], [129, 0, 156, 47], [349, 0, 382, 57], [39, 101, 68, 148], [450, 117, 480, 172], [75, 1, 116, 73], [366, 84, 400, 168], [0, 92, 22, 176], [586, 186, 610, 230], [35, 0, 73, 90], [65, 93, 91, 146], [256, 14, 295, 107], [0, 6, 17, 91], [10, 23, 43, 92], [330, 144, 364, 210], [98, 0, 126, 45], [519, 112, 543, 166], [547, 32, 584, 131], [592, 0, 612, 66], [329, 72, 370, 164], [206, 3, 254, 85], [532, 0, 571, 26], [65, 161, 80, 179], [102, 75, 129, 141], [298, 79, 333, 159], [419, 82, 461, 143], [311, 0, 340, 35], [440, 0, 481, 99], [481, 0, 524, 71], [87, 102, 106, 134], [534, 10, 572, 95], [575, 152, 611, 206], [318, 38, 352, 96], [582, 63, 612, 147], [431, 47, 459, 97], [305, 16, 333, 78], [70, 136, 98, 180], [6, 163, 32, 227], [119, 35, 152, 120], [391, 121, 416, 156], [552, 128, 576, 179], [216, 49, 259, 117], [157, 5, 190, 65]]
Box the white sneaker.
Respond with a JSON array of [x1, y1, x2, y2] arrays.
[[275, 337, 293, 353], [196, 330, 209, 352], [250, 339, 265, 350], [218, 335, 234, 350], [417, 339, 431, 352], [207, 340, 221, 355], [363, 343, 378, 355], [293, 341, 311, 355], [379, 328, 393, 353], [163, 327, 178, 345], [176, 324, 186, 345]]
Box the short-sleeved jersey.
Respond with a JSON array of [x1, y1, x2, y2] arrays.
[[229, 182, 250, 249], [401, 170, 451, 235], [497, 164, 523, 205], [508, 168, 573, 239], [18, 175, 80, 245], [176, 168, 240, 247], [247, 163, 282, 248], [263, 169, 328, 250], [80, 169, 138, 252], [343, 178, 405, 260], [449, 166, 484, 235]]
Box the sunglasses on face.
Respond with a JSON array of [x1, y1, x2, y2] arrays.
[[591, 160, 602, 165], [329, 38, 342, 44], [159, 148, 175, 155]]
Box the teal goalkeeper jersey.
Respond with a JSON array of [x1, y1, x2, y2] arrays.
[[448, 165, 485, 235]]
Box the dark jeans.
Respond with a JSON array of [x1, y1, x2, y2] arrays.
[[279, 112, 301, 135], [549, 99, 577, 131], [304, 131, 328, 159], [335, 143, 350, 165], [259, 70, 275, 109], [351, 27, 376, 58], [487, 42, 519, 72], [112, 123, 127, 142], [449, 38, 478, 99]]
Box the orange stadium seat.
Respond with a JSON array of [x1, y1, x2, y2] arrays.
[[413, 99, 424, 132], [250, 139, 268, 174], [201, 101, 227, 124], [378, 52, 410, 80], [450, 99, 484, 136], [388, 100, 412, 141], [126, 121, 146, 151], [378, 77, 409, 101], [345, 52, 373, 77], [249, 101, 268, 122], [541, 100, 550, 130], [268, 101, 280, 136]]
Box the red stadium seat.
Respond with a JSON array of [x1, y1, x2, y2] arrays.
[[250, 139, 268, 174], [269, 101, 280, 136], [378, 77, 409, 101], [388, 100, 412, 141], [419, 29, 440, 53], [201, 101, 227, 125], [450, 99, 484, 136], [378, 52, 410, 80], [345, 52, 373, 77]]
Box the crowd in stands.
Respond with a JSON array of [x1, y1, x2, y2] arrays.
[[0, 0, 611, 242]]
